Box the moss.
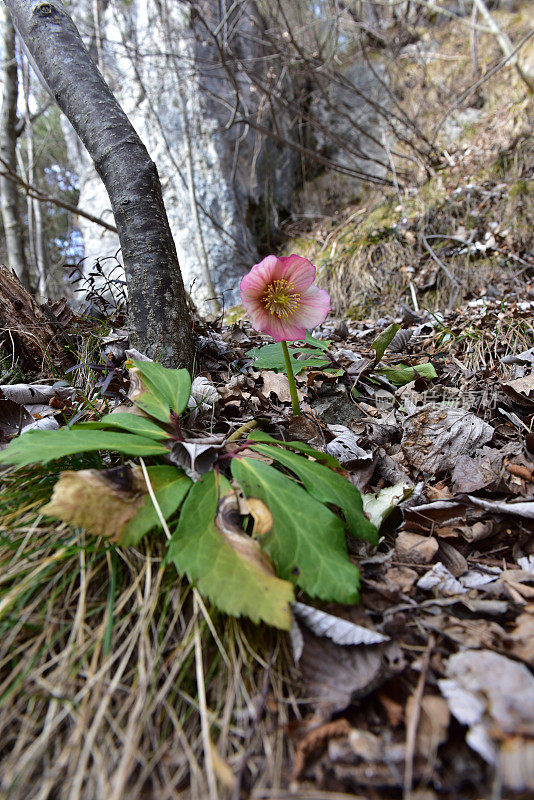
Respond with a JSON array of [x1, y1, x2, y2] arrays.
[[509, 179, 534, 199], [224, 304, 247, 325]]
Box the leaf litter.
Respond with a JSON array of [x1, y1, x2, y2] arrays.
[[2, 19, 534, 790], [199, 290, 534, 796], [1, 285, 534, 799]]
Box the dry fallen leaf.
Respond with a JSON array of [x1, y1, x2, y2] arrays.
[[502, 375, 534, 406], [0, 397, 32, 442], [499, 736, 534, 792], [417, 562, 467, 596], [292, 602, 389, 657], [384, 566, 419, 593], [326, 424, 373, 466], [295, 622, 405, 717], [406, 694, 450, 760], [169, 437, 225, 479], [439, 649, 534, 776], [506, 607, 534, 665], [0, 384, 74, 404], [402, 404, 494, 474], [395, 531, 438, 565], [42, 465, 147, 541], [466, 495, 534, 520], [259, 370, 305, 405]]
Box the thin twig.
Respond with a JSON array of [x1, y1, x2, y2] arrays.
[[194, 593, 219, 800], [0, 154, 118, 232], [404, 634, 434, 800], [422, 234, 465, 289]]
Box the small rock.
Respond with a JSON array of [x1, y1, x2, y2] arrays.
[[396, 532, 439, 564]]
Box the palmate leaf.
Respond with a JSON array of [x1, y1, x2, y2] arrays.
[[249, 443, 378, 545], [73, 412, 169, 440], [167, 471, 294, 629], [0, 428, 169, 467], [246, 342, 331, 374], [231, 457, 360, 603], [128, 360, 191, 417]]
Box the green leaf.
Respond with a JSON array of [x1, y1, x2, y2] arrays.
[[363, 483, 412, 529], [249, 443, 378, 544], [167, 471, 294, 629], [305, 331, 332, 351], [371, 323, 401, 362], [375, 362, 438, 386], [246, 342, 331, 374], [0, 428, 169, 467], [41, 464, 191, 547], [249, 430, 341, 469], [231, 457, 360, 603], [129, 360, 191, 416], [121, 466, 192, 546], [133, 389, 172, 424], [73, 412, 169, 440], [414, 363, 438, 380]]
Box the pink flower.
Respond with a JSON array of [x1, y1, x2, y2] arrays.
[[240, 254, 330, 341]]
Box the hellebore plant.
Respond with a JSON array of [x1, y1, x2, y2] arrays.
[[240, 254, 330, 415], [0, 359, 379, 630]]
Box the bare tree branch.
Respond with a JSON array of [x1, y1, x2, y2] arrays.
[[0, 153, 118, 232]]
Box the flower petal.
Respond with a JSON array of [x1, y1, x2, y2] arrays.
[[244, 304, 276, 336], [241, 285, 264, 314], [261, 314, 307, 342], [291, 285, 331, 330], [240, 255, 278, 298], [276, 254, 316, 292]]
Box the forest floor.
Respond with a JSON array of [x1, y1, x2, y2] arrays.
[[1, 4, 534, 800]]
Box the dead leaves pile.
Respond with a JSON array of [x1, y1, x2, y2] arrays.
[[197, 301, 533, 797], [1, 294, 533, 798]]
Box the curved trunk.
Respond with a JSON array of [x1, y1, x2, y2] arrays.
[[4, 0, 195, 368]]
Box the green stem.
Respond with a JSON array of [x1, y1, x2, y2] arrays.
[[281, 340, 301, 416]]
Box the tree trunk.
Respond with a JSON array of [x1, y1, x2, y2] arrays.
[[4, 0, 195, 369], [0, 6, 30, 288], [20, 55, 47, 299]]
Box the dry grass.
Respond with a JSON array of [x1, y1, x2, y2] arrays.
[[0, 465, 298, 800], [285, 3, 534, 320]]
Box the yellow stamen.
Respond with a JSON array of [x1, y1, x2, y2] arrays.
[[262, 279, 301, 318]]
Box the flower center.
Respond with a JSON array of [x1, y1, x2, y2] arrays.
[[262, 279, 301, 318]]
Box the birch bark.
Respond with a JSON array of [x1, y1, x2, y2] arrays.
[[0, 6, 30, 287]]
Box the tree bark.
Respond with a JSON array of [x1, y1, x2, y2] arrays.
[[4, 0, 195, 368], [0, 6, 30, 288], [20, 55, 47, 299]]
